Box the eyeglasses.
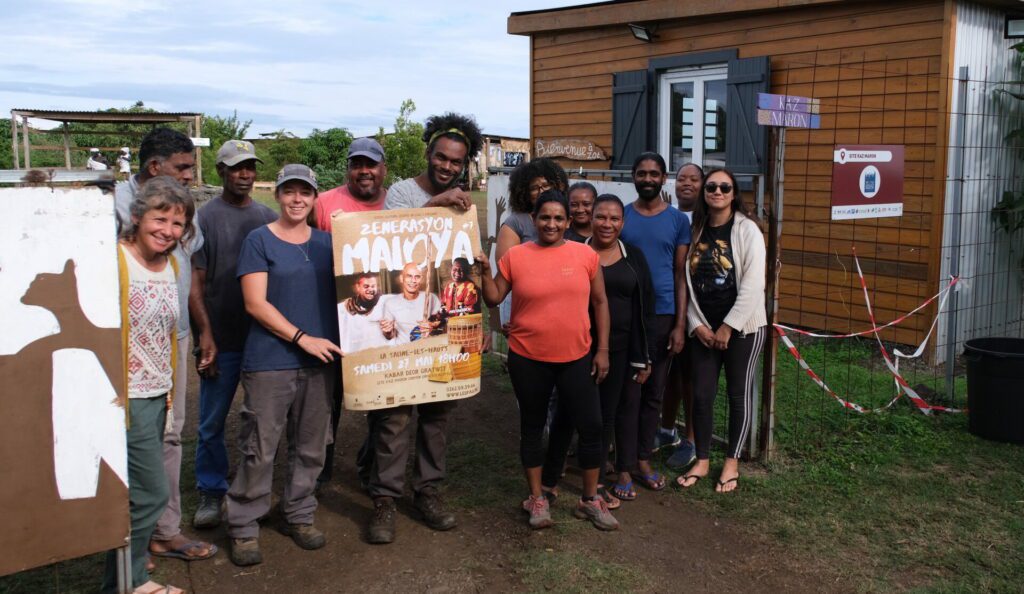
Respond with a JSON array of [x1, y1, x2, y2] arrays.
[[704, 182, 733, 194], [529, 181, 552, 195]]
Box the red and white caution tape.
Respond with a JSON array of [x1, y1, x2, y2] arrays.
[[774, 248, 962, 415]]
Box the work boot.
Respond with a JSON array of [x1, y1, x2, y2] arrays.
[[193, 493, 222, 529], [368, 497, 396, 544], [281, 523, 325, 550], [413, 488, 457, 531], [230, 538, 262, 566]]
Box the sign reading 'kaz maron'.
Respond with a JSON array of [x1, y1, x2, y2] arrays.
[[756, 93, 821, 129]]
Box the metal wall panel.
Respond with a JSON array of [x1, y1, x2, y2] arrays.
[[937, 1, 1024, 363]]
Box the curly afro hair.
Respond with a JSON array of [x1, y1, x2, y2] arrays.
[[422, 112, 483, 158], [508, 157, 569, 213]]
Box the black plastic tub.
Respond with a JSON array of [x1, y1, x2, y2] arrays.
[[964, 337, 1024, 444]]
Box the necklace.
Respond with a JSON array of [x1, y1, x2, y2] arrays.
[[296, 241, 310, 262]]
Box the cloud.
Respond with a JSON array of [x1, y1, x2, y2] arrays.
[[3, 0, 582, 137]]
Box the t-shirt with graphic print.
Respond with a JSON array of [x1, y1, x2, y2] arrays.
[[690, 217, 737, 331]]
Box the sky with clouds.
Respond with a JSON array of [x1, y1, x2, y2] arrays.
[[4, 0, 580, 138]]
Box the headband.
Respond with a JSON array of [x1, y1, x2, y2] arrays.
[[428, 128, 471, 149]]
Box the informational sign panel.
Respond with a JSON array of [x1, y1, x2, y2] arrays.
[[332, 207, 484, 410], [757, 93, 821, 129], [534, 138, 608, 161], [831, 145, 905, 220], [0, 186, 129, 576]]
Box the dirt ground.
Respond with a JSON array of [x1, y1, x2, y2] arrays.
[[152, 363, 838, 594]]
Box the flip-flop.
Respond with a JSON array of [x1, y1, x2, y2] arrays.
[[610, 480, 637, 501], [597, 485, 621, 510], [149, 539, 218, 561], [133, 581, 184, 594], [636, 472, 666, 491], [716, 476, 740, 493], [675, 473, 705, 489]]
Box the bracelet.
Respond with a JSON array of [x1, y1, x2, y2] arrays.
[[291, 329, 305, 344], [597, 347, 609, 351]]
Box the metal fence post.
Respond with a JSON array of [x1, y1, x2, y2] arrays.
[[944, 66, 969, 400]]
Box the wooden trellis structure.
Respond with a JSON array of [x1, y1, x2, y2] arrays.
[[9, 109, 204, 183]]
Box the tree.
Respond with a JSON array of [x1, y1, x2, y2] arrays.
[[200, 111, 252, 185], [256, 130, 302, 182], [300, 127, 353, 191], [0, 119, 12, 169], [378, 99, 426, 186]]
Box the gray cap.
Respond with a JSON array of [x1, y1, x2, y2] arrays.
[[216, 140, 263, 166], [276, 163, 318, 191], [348, 137, 385, 163]]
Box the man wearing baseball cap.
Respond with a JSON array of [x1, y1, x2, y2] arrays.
[[314, 136, 388, 229], [189, 140, 278, 531], [312, 137, 389, 491]]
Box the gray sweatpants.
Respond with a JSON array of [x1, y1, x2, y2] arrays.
[[225, 366, 334, 539]]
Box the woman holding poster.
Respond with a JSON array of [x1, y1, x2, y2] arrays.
[[481, 190, 617, 531], [225, 164, 341, 567]]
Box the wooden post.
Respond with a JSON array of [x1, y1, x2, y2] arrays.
[[11, 113, 20, 169], [759, 126, 785, 463], [21, 116, 31, 169], [62, 121, 72, 169], [194, 115, 202, 186]]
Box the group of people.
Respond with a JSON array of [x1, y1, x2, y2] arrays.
[[105, 112, 765, 593], [86, 147, 133, 180], [107, 114, 485, 593], [482, 152, 767, 531]]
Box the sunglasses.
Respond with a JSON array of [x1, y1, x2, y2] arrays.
[[704, 182, 733, 194]]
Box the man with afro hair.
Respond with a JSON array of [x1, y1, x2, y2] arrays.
[[384, 112, 483, 211], [369, 112, 483, 545]]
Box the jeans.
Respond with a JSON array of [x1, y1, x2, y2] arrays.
[[195, 351, 243, 497]]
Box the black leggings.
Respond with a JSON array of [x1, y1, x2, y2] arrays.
[[507, 350, 603, 471], [690, 327, 766, 460], [542, 349, 631, 488]]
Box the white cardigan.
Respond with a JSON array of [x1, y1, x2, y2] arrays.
[[685, 211, 768, 336]]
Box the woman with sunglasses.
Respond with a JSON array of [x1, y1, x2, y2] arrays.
[[495, 158, 569, 261], [481, 190, 616, 531], [676, 169, 766, 493]]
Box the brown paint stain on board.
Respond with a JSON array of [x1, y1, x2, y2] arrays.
[[0, 259, 129, 576]]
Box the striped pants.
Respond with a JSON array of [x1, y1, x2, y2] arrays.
[[690, 327, 766, 460]]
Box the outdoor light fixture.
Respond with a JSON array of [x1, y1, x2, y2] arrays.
[[628, 23, 655, 42], [1006, 15, 1024, 38]]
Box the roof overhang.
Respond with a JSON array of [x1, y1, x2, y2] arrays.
[[508, 0, 1024, 35]]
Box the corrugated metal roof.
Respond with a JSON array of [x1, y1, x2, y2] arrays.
[[10, 109, 201, 123]]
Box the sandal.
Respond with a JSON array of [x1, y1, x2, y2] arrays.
[[133, 581, 183, 594], [716, 476, 740, 493], [609, 480, 637, 501], [597, 485, 621, 510], [675, 473, 705, 489], [149, 538, 218, 561], [635, 472, 666, 491]]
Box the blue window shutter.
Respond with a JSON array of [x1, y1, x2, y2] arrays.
[[611, 69, 650, 170], [725, 56, 770, 175]]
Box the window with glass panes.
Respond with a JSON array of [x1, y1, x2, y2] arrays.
[[658, 65, 727, 171]]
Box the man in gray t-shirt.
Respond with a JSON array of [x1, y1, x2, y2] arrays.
[[190, 140, 277, 530], [367, 113, 484, 546]]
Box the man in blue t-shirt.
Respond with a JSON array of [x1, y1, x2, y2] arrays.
[[619, 152, 691, 492]]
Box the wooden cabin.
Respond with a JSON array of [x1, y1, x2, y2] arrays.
[[509, 0, 1024, 356]]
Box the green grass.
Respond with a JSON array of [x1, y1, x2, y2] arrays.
[[445, 435, 522, 511], [661, 338, 1024, 593], [514, 549, 651, 594]]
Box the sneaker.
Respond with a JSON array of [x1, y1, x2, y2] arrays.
[[574, 497, 619, 531], [521, 495, 553, 529], [666, 440, 697, 470], [653, 429, 681, 452], [230, 537, 262, 566], [193, 493, 222, 529], [282, 523, 325, 550], [414, 488, 457, 531], [368, 497, 396, 545]]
